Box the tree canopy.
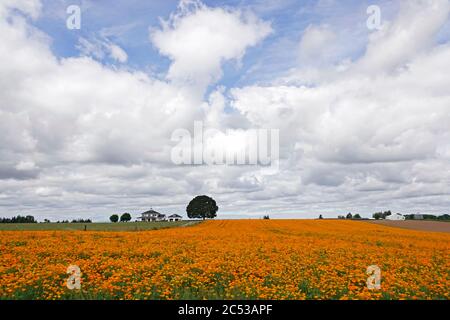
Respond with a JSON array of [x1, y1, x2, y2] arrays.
[[186, 195, 218, 220], [110, 214, 119, 223], [373, 210, 392, 220], [0, 215, 36, 224], [120, 213, 132, 222]]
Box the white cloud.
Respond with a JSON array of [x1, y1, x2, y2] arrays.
[[230, 0, 450, 216], [77, 36, 128, 63], [356, 0, 450, 73], [15, 160, 37, 171], [150, 0, 272, 91], [109, 43, 128, 63], [298, 24, 336, 64], [0, 0, 275, 220], [0, 0, 42, 19], [0, 0, 449, 221]]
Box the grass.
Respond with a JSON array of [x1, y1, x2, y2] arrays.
[[0, 221, 199, 232]]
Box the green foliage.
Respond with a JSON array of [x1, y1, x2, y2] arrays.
[[120, 213, 132, 222], [373, 210, 392, 220], [0, 215, 36, 224], [353, 214, 361, 219], [186, 195, 218, 220], [110, 214, 119, 223], [346, 213, 353, 219], [71, 219, 92, 223], [404, 214, 450, 221]]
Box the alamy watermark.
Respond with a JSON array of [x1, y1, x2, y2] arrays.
[[171, 121, 279, 170], [366, 265, 381, 290], [66, 5, 81, 30], [66, 265, 81, 290], [366, 5, 382, 31]]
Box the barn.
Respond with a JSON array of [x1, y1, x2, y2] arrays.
[[168, 214, 182, 222], [385, 213, 405, 221]]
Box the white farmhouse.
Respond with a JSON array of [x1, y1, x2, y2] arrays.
[[139, 209, 166, 222], [385, 213, 405, 221], [168, 214, 182, 222]]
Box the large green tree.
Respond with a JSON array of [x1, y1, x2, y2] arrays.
[[110, 214, 119, 223], [120, 213, 132, 222], [186, 195, 218, 220]]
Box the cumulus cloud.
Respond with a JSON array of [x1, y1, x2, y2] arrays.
[[0, 0, 274, 220], [0, 0, 449, 221], [356, 0, 450, 73], [230, 0, 450, 216], [150, 0, 272, 91]]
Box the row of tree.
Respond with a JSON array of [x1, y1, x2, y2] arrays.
[[42, 218, 92, 223], [69, 219, 92, 223], [0, 195, 219, 224], [0, 215, 37, 223], [337, 213, 362, 219], [373, 210, 450, 220], [0, 216, 93, 224], [110, 213, 131, 223], [404, 214, 450, 220], [109, 195, 219, 223], [372, 211, 393, 220]]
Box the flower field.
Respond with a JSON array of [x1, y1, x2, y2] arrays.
[[0, 220, 449, 300]]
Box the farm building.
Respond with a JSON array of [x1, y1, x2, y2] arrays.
[[385, 213, 405, 221], [139, 209, 166, 222], [168, 214, 183, 222]]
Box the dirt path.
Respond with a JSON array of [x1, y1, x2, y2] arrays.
[[365, 220, 450, 233]]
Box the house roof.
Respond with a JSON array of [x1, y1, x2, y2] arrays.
[[168, 214, 182, 218], [141, 209, 165, 216]]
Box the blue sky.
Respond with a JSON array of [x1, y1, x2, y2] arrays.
[[32, 0, 402, 90]]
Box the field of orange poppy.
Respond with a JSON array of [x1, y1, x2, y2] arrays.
[[0, 220, 449, 300]]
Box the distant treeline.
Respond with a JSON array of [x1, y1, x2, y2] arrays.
[[372, 211, 393, 220], [404, 214, 450, 220], [70, 219, 92, 223], [0, 216, 92, 224], [48, 219, 92, 223], [0, 215, 37, 223], [373, 210, 450, 220], [337, 213, 362, 219]]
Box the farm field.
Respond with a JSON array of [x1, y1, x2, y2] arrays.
[[0, 221, 195, 232], [0, 220, 449, 300], [367, 220, 450, 233]]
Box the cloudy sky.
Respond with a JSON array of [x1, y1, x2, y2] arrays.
[[1, 0, 449, 221]]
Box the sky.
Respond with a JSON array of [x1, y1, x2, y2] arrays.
[[0, 0, 450, 221]]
